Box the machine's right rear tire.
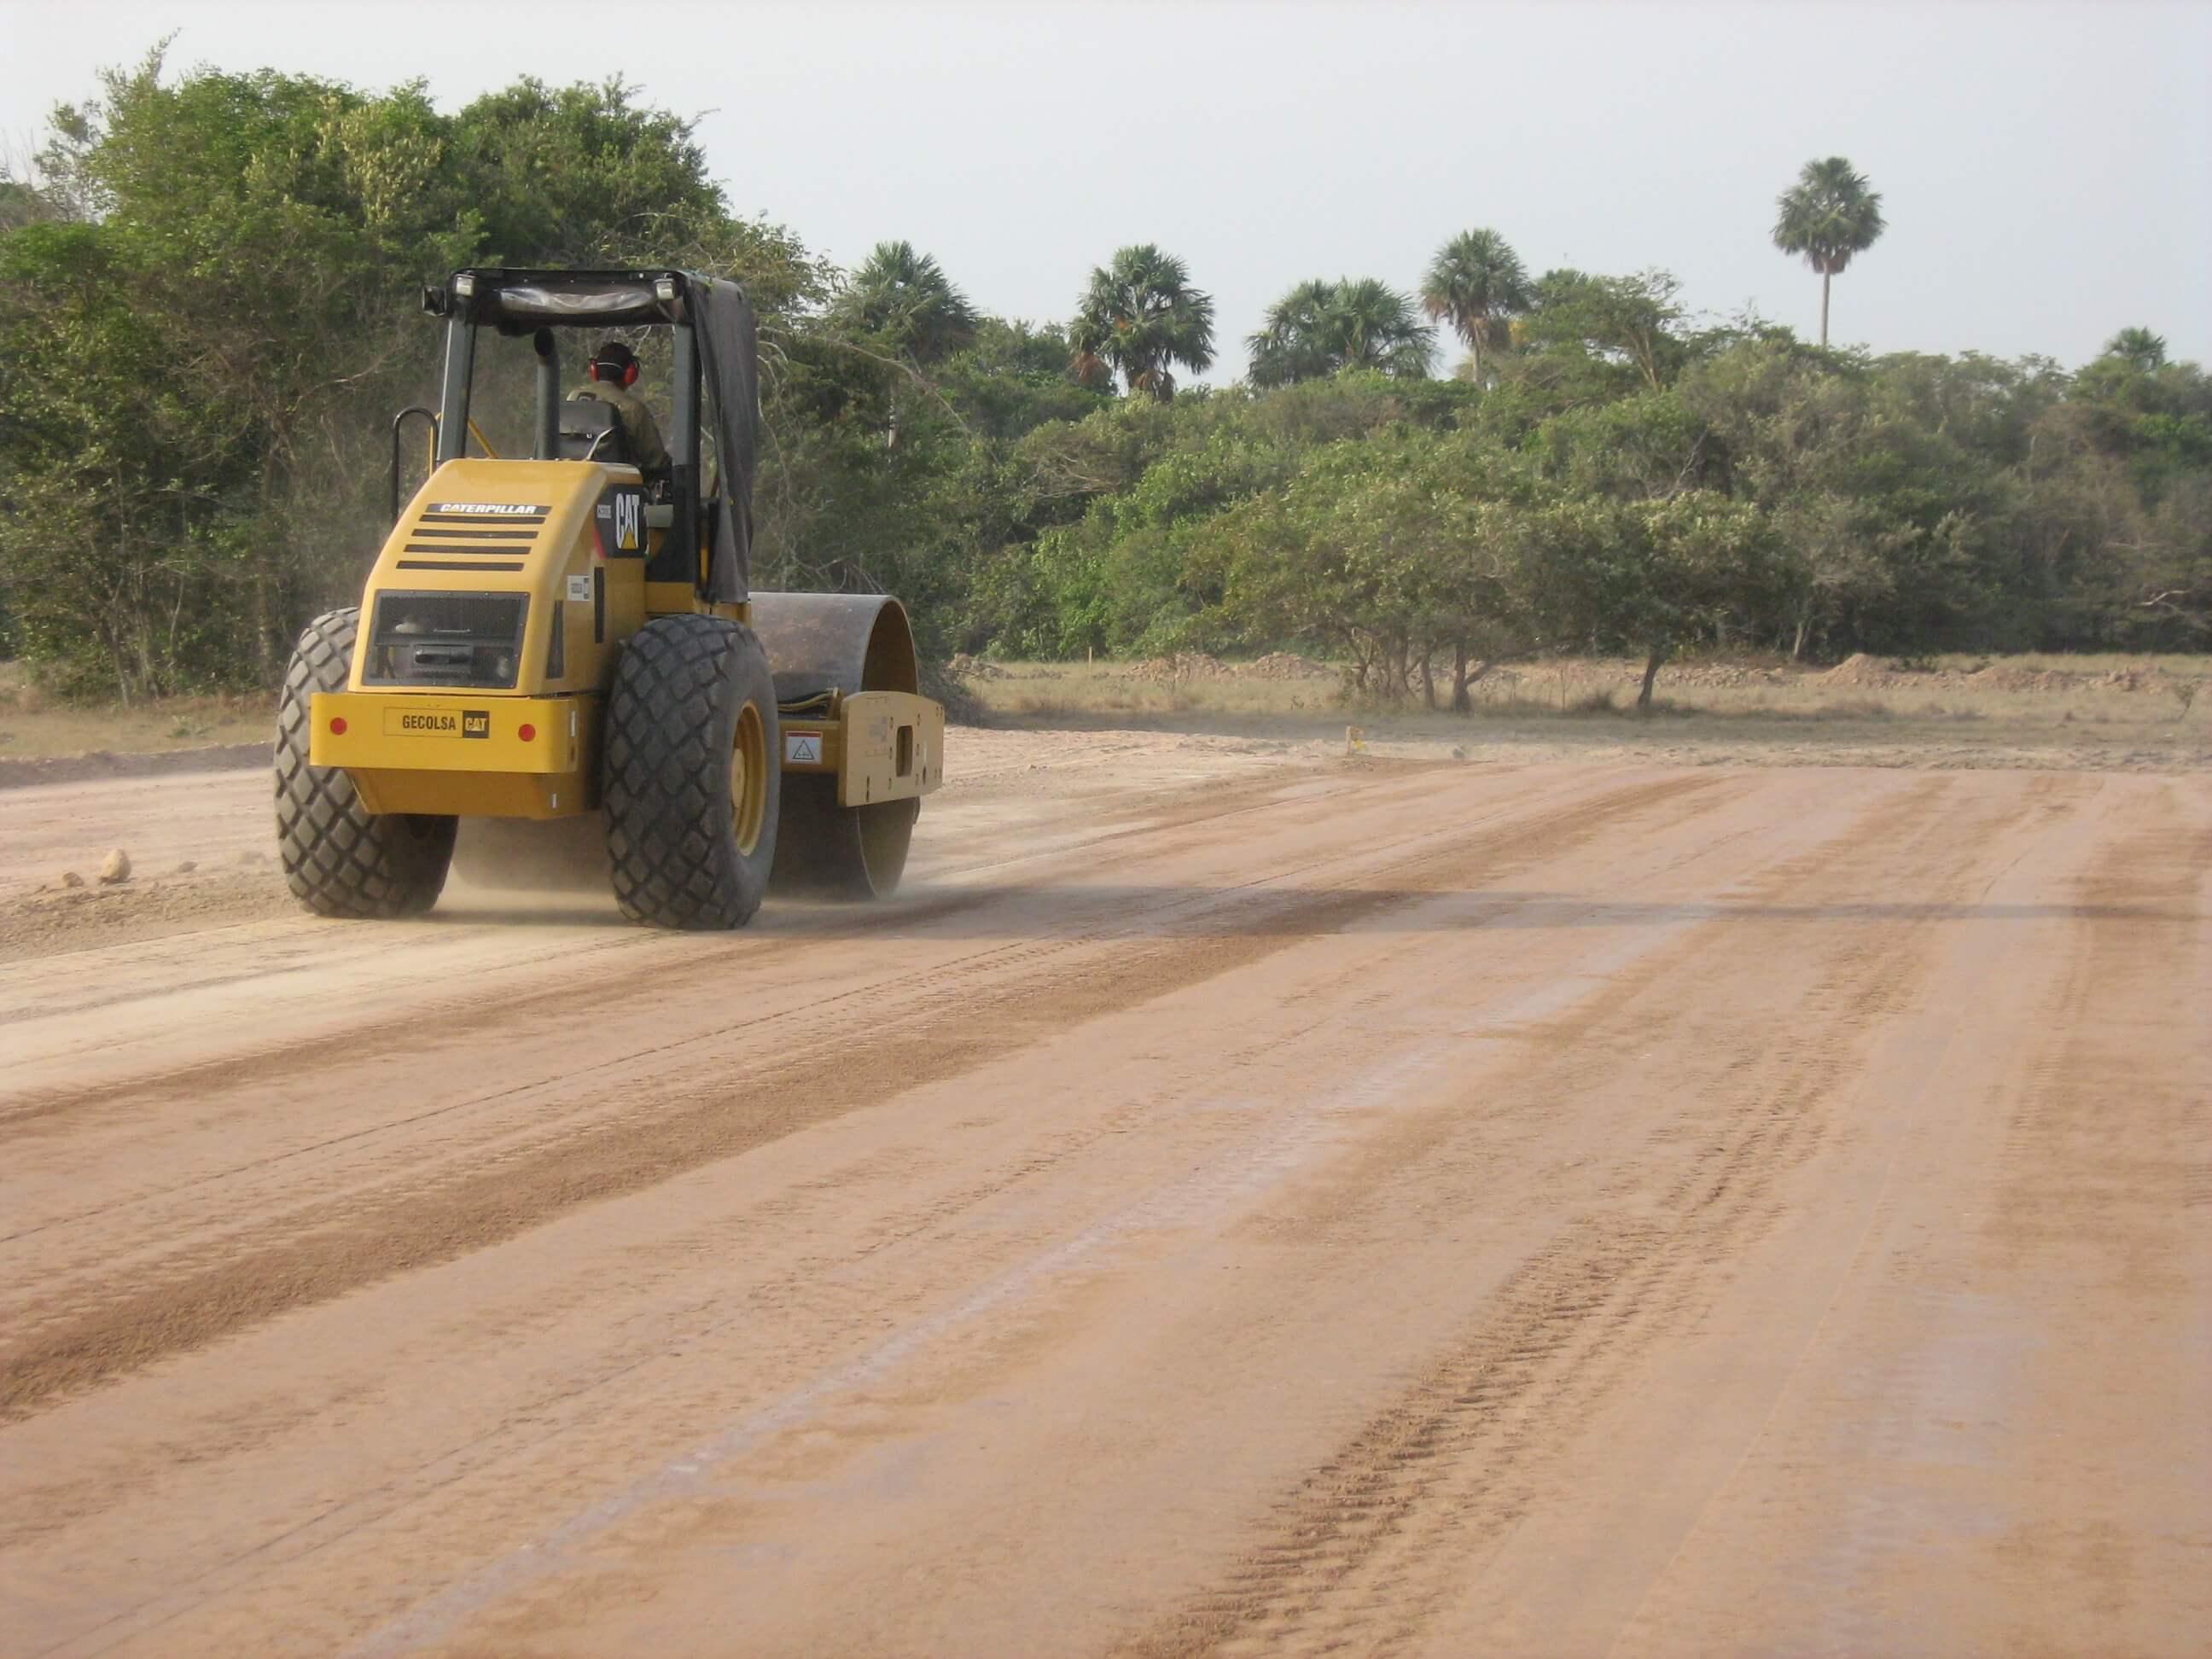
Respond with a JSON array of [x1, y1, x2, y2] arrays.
[[604, 614, 781, 929], [274, 608, 457, 918]]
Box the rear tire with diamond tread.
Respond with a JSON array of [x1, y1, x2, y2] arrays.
[[604, 614, 781, 929], [274, 608, 457, 918]]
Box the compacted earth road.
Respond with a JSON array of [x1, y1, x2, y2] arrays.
[[1, 731, 2205, 1656]]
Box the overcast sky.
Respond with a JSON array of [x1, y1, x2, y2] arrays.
[[4, 0, 2207, 382]]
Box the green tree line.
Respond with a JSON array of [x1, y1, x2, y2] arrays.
[[1, 55, 2204, 705]]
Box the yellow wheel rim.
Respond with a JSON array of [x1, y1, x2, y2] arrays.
[[731, 700, 768, 856]]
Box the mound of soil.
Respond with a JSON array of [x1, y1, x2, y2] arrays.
[[1127, 653, 1232, 683], [1685, 664, 1793, 688], [2094, 667, 2184, 695], [1125, 652, 1336, 684], [1606, 661, 1796, 690], [1240, 653, 1336, 681], [1974, 665, 2088, 692], [1818, 653, 1891, 688]]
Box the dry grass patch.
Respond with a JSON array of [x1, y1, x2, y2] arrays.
[[0, 662, 268, 760], [959, 652, 2209, 772]]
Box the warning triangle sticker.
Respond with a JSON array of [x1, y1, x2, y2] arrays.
[[785, 733, 821, 765]]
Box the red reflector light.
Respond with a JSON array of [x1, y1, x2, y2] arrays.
[[517, 723, 536, 742], [329, 716, 348, 735]]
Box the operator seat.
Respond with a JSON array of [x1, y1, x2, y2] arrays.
[[557, 399, 632, 464]]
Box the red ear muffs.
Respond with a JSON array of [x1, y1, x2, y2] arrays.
[[620, 361, 639, 387], [585, 361, 603, 382]]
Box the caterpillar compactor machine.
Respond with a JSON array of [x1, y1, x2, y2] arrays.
[[275, 269, 942, 927]]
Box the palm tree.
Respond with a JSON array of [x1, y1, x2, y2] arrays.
[[1331, 279, 1437, 377], [1419, 229, 1532, 385], [1246, 279, 1336, 387], [1070, 244, 1215, 401], [1248, 277, 1435, 387], [2103, 327, 2168, 372], [1772, 157, 1885, 349], [838, 239, 979, 364]]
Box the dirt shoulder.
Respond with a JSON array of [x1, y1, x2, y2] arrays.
[[0, 742, 267, 792], [0, 662, 267, 772]]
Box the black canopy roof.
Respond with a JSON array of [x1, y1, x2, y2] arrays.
[[428, 268, 759, 601]]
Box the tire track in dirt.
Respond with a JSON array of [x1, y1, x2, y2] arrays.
[[0, 771, 1731, 1423], [0, 767, 1570, 1263], [349, 772, 2012, 1659], [0, 911, 656, 1034], [0, 761, 1412, 1126], [2, 767, 1856, 1592], [1987, 798, 2211, 1256], [89, 779, 1848, 1658], [1116, 774, 2088, 1658], [1599, 777, 2206, 1657], [0, 770, 1558, 1340], [0, 795, 1769, 1588]]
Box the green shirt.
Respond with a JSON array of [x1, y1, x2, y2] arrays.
[[566, 382, 672, 477]]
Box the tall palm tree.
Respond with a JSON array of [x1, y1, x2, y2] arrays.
[[2103, 327, 2168, 372], [1248, 277, 1435, 387], [1419, 229, 1532, 385], [1772, 157, 1885, 349], [1070, 244, 1215, 401], [1331, 279, 1437, 377], [839, 239, 979, 364], [1246, 279, 1336, 387]]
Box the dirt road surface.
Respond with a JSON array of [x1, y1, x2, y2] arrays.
[[2, 731, 2206, 1656]]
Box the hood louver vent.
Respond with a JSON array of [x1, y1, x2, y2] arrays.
[[395, 504, 548, 573]]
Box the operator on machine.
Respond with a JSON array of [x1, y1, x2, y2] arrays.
[[567, 340, 672, 482]]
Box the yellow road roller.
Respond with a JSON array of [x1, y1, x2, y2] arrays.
[[275, 268, 942, 927]]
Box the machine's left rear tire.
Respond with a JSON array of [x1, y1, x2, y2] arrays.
[[274, 608, 457, 918]]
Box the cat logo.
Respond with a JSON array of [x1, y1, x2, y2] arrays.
[[595, 484, 646, 556], [463, 711, 490, 738]]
